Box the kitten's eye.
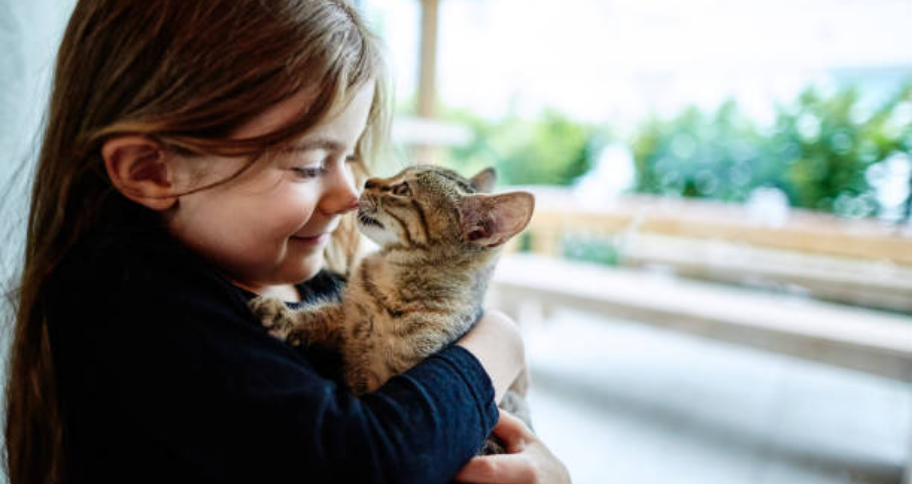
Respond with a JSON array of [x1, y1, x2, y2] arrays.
[[392, 182, 411, 196]]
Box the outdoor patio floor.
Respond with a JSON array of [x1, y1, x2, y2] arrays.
[[524, 309, 912, 484]]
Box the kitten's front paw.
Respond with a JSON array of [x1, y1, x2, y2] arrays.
[[249, 296, 299, 344]]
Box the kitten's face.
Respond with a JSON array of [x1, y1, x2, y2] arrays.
[[357, 166, 534, 251]]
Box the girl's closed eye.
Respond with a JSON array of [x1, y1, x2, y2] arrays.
[[291, 162, 326, 178], [291, 153, 358, 179]]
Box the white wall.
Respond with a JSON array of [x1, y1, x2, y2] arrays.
[[0, 0, 75, 282], [0, 0, 75, 478]]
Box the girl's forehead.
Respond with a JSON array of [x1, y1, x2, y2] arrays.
[[231, 88, 319, 140], [301, 84, 375, 143], [239, 83, 375, 151]]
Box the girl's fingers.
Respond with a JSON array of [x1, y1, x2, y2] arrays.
[[491, 410, 533, 452], [453, 454, 536, 484], [453, 410, 539, 483]]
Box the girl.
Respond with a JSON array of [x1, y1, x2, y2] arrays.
[[3, 1, 569, 484]]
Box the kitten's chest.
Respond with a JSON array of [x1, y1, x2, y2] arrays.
[[342, 266, 477, 349]]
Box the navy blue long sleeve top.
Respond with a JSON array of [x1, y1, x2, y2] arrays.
[[45, 223, 498, 484]]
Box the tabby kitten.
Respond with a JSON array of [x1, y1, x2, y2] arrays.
[[250, 165, 534, 450]]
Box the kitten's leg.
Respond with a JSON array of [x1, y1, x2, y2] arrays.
[[290, 301, 346, 350], [249, 297, 345, 350]]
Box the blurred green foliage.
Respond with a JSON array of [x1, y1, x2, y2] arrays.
[[439, 108, 602, 186], [437, 81, 912, 221], [562, 236, 621, 266], [631, 82, 912, 218]]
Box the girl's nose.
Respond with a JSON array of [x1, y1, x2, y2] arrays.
[[320, 165, 360, 215]]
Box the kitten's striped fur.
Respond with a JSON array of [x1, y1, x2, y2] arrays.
[[250, 165, 535, 449]]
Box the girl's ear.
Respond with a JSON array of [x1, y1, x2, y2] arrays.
[[458, 191, 535, 248], [102, 136, 178, 211]]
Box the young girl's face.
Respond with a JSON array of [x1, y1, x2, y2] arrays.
[[166, 85, 374, 295]]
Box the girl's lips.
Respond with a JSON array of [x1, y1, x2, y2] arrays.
[[291, 233, 330, 245]]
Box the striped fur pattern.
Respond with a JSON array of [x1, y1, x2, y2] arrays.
[[251, 166, 535, 400]]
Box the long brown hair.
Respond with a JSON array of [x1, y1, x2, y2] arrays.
[[4, 1, 389, 482]]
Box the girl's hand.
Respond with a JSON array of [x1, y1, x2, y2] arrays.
[[454, 410, 571, 484], [456, 310, 525, 403]]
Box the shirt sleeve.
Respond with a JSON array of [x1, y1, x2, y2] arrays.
[[49, 248, 499, 484]]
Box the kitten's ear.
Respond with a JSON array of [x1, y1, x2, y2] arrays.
[[470, 167, 497, 193], [458, 191, 535, 248]]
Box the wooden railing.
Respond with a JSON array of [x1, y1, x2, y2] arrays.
[[515, 190, 912, 262], [503, 190, 912, 312]]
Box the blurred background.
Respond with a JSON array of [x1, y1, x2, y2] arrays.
[[358, 0, 912, 483], [2, 0, 912, 483]]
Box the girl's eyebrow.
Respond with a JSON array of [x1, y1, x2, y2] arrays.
[[288, 137, 346, 152]]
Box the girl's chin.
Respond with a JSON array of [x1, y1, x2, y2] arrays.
[[293, 255, 324, 281]]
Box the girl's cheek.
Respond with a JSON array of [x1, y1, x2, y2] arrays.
[[286, 187, 321, 219]]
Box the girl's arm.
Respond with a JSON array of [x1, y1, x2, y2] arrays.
[[456, 309, 525, 404], [47, 238, 506, 484]]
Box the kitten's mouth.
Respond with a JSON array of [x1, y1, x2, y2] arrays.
[[357, 211, 384, 229]]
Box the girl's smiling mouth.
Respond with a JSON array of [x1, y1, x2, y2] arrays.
[[291, 233, 330, 246]]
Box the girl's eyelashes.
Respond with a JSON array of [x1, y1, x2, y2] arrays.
[[290, 153, 356, 178], [291, 164, 326, 178]]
